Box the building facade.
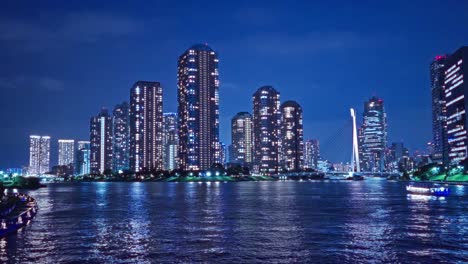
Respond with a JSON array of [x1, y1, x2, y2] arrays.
[[29, 135, 50, 175], [304, 139, 320, 170], [252, 86, 281, 174], [177, 44, 220, 171], [386, 142, 409, 172], [113, 102, 130, 172], [431, 55, 449, 164], [279, 101, 304, 171], [163, 112, 178, 171], [129, 81, 164, 172], [58, 139, 74, 166], [231, 112, 253, 168], [90, 109, 113, 174], [76, 141, 91, 175], [359, 97, 387, 172], [445, 47, 468, 165]]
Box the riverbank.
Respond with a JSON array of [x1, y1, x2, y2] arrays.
[[76, 175, 276, 183], [0, 192, 38, 237]]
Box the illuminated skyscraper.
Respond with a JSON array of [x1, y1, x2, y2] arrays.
[[444, 47, 468, 165], [279, 101, 304, 171], [359, 97, 387, 172], [431, 55, 449, 164], [231, 112, 253, 168], [29, 135, 41, 175], [177, 44, 220, 171], [39, 136, 51, 174], [113, 102, 130, 171], [29, 135, 50, 175], [90, 108, 113, 174], [253, 86, 281, 174], [304, 139, 320, 170], [58, 139, 74, 166], [130, 81, 164, 172], [163, 112, 178, 171], [76, 141, 91, 175]]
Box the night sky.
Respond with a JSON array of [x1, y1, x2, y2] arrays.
[[1, 0, 467, 168]]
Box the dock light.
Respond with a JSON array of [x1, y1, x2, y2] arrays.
[[215, 172, 219, 176], [206, 172, 212, 177]]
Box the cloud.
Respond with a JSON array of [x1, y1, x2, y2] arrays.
[[235, 7, 278, 26], [222, 82, 241, 90], [62, 12, 143, 42], [0, 12, 143, 51], [0, 76, 65, 92], [39, 77, 66, 92], [243, 31, 384, 55]]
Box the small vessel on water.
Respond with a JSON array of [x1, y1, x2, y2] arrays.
[[406, 185, 450, 196], [345, 172, 364, 181], [0, 191, 38, 237]]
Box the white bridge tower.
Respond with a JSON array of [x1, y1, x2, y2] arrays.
[[350, 108, 360, 173]]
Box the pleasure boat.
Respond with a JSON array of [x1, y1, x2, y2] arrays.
[[406, 185, 450, 196]]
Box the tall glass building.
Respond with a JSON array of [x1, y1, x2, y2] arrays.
[[177, 44, 220, 171], [431, 55, 449, 164], [112, 102, 130, 172], [29, 135, 50, 175], [58, 139, 74, 166], [129, 81, 164, 172], [444, 47, 467, 165], [163, 112, 178, 171], [303, 139, 320, 170], [90, 108, 113, 174], [359, 97, 387, 172], [279, 101, 304, 171], [76, 141, 91, 175], [252, 86, 281, 174], [231, 112, 253, 168]]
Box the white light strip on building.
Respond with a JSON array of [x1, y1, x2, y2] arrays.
[[446, 95, 464, 107], [445, 79, 464, 94], [100, 117, 105, 173], [447, 110, 466, 120]]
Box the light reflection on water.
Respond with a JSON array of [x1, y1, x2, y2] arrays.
[[0, 181, 466, 263]]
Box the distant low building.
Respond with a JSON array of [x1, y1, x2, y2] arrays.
[[304, 139, 320, 170], [317, 160, 332, 173], [51, 164, 74, 177], [76, 141, 91, 175]]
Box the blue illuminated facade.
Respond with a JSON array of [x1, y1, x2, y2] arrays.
[[359, 97, 387, 172], [445, 47, 468, 165], [76, 141, 91, 175]]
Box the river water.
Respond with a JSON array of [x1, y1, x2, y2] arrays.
[[1, 180, 467, 263]]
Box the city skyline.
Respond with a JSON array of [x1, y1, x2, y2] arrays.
[[1, 1, 468, 168], [17, 45, 468, 174]]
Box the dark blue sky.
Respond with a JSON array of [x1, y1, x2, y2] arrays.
[[1, 0, 467, 168]]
